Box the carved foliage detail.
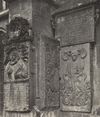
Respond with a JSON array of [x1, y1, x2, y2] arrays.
[[60, 44, 91, 111], [4, 42, 29, 82]]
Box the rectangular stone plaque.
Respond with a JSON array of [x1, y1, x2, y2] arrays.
[[60, 43, 92, 112], [4, 82, 29, 112], [55, 6, 95, 46], [37, 36, 60, 110], [4, 41, 35, 112]]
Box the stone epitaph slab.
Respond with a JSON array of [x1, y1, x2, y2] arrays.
[[37, 36, 60, 110], [4, 82, 29, 111], [4, 41, 35, 112], [55, 6, 95, 46], [60, 43, 92, 112]]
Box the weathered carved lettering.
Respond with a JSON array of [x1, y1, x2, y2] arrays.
[[4, 82, 29, 111], [55, 7, 95, 46]]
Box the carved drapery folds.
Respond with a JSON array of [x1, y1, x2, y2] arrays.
[[4, 17, 35, 112], [60, 43, 92, 112]]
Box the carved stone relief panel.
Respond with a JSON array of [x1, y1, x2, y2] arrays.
[[4, 41, 35, 112], [37, 36, 60, 110], [55, 6, 95, 46], [4, 42, 30, 82], [60, 43, 92, 112]]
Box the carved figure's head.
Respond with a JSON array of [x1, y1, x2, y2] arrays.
[[9, 50, 20, 65]]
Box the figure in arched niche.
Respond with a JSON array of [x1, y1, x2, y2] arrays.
[[4, 45, 28, 81]]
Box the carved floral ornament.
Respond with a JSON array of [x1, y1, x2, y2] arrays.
[[62, 48, 87, 62]]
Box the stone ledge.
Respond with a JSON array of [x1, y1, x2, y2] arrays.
[[52, 0, 98, 16], [0, 9, 9, 18]]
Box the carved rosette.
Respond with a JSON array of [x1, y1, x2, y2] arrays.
[[60, 43, 92, 112]]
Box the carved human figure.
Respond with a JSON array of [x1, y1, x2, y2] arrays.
[[61, 48, 91, 106], [5, 49, 28, 81]]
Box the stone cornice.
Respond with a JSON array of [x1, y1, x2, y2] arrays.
[[52, 0, 99, 17]]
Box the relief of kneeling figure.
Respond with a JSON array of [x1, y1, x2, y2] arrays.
[[5, 49, 28, 81]]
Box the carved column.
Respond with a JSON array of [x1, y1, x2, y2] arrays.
[[3, 17, 35, 112]]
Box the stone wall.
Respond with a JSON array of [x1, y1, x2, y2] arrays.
[[1, 0, 100, 117]]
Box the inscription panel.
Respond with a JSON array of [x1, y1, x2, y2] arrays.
[[4, 82, 29, 112], [38, 36, 60, 110], [55, 7, 95, 46], [60, 43, 92, 112]]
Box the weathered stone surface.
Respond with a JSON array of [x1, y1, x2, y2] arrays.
[[37, 36, 60, 110], [0, 0, 2, 11], [4, 41, 35, 112], [4, 82, 29, 111], [8, 0, 32, 24], [0, 34, 4, 115], [32, 0, 54, 38], [4, 42, 29, 82], [82, 114, 90, 117], [60, 43, 92, 112], [55, 6, 95, 46]]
